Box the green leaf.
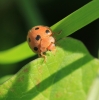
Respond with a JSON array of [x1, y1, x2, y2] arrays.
[[52, 0, 99, 40], [0, 75, 13, 85], [0, 0, 99, 64], [0, 37, 99, 100], [0, 42, 34, 64], [87, 74, 99, 100]]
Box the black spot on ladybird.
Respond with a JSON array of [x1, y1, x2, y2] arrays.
[[35, 27, 39, 30], [45, 30, 50, 34], [35, 35, 41, 41], [34, 47, 38, 51], [28, 38, 31, 42]]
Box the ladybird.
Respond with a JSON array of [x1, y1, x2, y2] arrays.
[[27, 25, 56, 60]]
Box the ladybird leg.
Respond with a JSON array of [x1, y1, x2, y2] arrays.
[[38, 53, 41, 57], [39, 39, 47, 62], [38, 52, 46, 62], [53, 30, 62, 35], [40, 52, 46, 62], [57, 30, 62, 35]]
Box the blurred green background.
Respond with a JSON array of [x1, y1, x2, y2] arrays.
[[0, 0, 99, 83]]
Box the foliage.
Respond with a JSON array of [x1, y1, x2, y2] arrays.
[[0, 0, 99, 100]]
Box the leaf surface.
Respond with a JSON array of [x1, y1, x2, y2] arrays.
[[0, 37, 99, 100]]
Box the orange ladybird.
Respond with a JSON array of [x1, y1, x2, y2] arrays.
[[27, 25, 56, 59]]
